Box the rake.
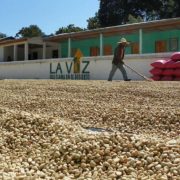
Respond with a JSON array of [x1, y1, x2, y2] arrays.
[[124, 63, 153, 81]]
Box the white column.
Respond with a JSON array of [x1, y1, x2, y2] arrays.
[[43, 42, 46, 59], [68, 38, 71, 57], [139, 29, 143, 54], [13, 45, 17, 61], [24, 42, 29, 60], [100, 33, 103, 56]]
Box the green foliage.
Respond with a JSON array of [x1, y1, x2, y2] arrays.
[[127, 14, 143, 24], [174, 0, 180, 17], [0, 33, 7, 38], [16, 25, 45, 38], [98, 0, 180, 27], [98, 0, 128, 27], [55, 24, 85, 35], [87, 13, 101, 29], [159, 0, 177, 19]]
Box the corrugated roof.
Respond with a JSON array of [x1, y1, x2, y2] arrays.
[[45, 18, 180, 42], [0, 38, 27, 46], [1, 18, 180, 46], [0, 37, 15, 42]]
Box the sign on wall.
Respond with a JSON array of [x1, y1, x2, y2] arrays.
[[50, 49, 90, 80]]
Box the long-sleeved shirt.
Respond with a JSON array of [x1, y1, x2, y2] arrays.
[[112, 44, 125, 65]]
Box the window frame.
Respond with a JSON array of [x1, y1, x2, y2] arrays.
[[131, 42, 139, 54], [90, 47, 100, 56], [155, 40, 167, 53], [169, 38, 179, 52], [103, 45, 112, 56]]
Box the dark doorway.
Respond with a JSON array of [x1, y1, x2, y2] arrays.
[[32, 52, 38, 60], [52, 50, 59, 58]]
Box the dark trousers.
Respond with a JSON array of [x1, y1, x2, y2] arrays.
[[108, 63, 128, 81]]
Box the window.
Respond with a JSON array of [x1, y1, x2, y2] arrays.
[[52, 50, 59, 58], [90, 47, 99, 56], [131, 42, 139, 54], [104, 45, 112, 55], [169, 38, 178, 51], [155, 40, 167, 53]]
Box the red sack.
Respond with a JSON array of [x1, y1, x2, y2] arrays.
[[164, 60, 176, 68], [162, 69, 174, 76], [174, 69, 180, 77], [171, 52, 180, 62], [150, 68, 163, 75], [151, 59, 168, 68], [174, 77, 180, 81], [170, 61, 180, 68], [151, 75, 161, 81], [161, 76, 173, 81]]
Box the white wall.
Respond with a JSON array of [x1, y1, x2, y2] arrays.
[[0, 53, 171, 80], [82, 56, 153, 80]]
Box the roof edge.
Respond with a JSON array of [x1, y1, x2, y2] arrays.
[[45, 17, 180, 41]]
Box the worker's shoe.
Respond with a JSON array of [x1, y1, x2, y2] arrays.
[[124, 79, 131, 81]]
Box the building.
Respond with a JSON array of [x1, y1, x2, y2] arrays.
[[0, 37, 58, 62], [0, 18, 180, 80], [45, 17, 180, 58]]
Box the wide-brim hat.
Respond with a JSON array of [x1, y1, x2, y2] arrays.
[[117, 38, 130, 44]]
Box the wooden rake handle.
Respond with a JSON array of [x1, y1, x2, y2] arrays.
[[124, 63, 152, 81]]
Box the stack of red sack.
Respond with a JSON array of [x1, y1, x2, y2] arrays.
[[150, 52, 180, 81]]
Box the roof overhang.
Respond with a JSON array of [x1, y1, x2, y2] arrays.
[[45, 18, 180, 42], [0, 38, 28, 47], [0, 37, 44, 47]]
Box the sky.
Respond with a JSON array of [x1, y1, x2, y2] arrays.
[[0, 0, 99, 37]]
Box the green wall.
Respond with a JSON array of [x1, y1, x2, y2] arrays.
[[60, 29, 180, 58], [61, 38, 100, 57], [143, 29, 180, 53], [72, 38, 99, 56], [61, 41, 68, 58], [103, 33, 139, 54]]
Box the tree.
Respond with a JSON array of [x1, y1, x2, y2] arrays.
[[143, 0, 180, 20], [127, 14, 143, 24], [126, 0, 160, 21], [98, 0, 179, 27], [55, 24, 85, 35], [87, 13, 101, 29], [98, 0, 130, 27], [98, 0, 149, 27], [159, 0, 177, 19], [0, 33, 7, 38], [16, 25, 45, 38], [174, 0, 180, 17]]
